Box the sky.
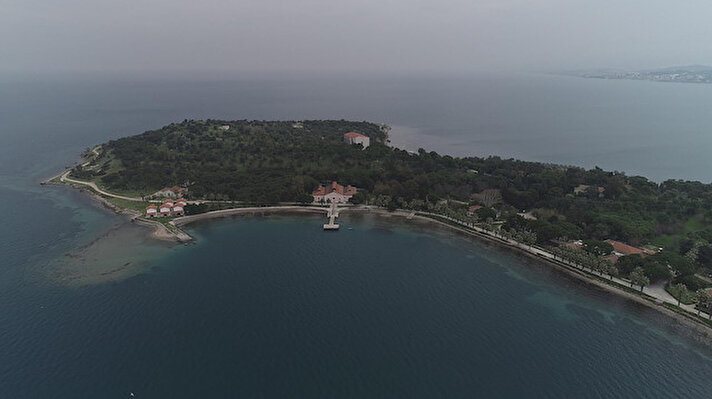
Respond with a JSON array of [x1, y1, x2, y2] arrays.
[[2, 0, 712, 74]]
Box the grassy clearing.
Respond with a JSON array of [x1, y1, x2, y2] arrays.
[[103, 196, 152, 212], [651, 214, 708, 251]]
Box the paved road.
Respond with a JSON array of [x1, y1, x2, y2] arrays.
[[60, 170, 144, 202]]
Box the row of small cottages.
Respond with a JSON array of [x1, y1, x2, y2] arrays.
[[146, 198, 187, 217]]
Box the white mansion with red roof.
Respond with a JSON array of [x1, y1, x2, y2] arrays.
[[343, 132, 370, 149], [146, 198, 187, 217], [312, 181, 357, 204]]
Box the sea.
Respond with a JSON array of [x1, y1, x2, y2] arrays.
[[2, 72, 712, 398]]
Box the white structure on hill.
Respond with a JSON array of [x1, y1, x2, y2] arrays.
[[343, 132, 370, 149]]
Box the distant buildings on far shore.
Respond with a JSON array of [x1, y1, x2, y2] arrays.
[[343, 132, 370, 149], [312, 181, 357, 204]]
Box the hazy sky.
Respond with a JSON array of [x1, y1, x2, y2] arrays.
[[2, 0, 712, 74]]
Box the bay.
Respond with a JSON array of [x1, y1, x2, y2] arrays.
[[2, 72, 712, 397]]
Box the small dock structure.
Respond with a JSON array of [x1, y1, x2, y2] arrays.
[[323, 202, 340, 230]]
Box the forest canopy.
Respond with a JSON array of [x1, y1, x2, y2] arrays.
[[75, 119, 712, 251]]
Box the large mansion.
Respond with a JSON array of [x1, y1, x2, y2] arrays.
[[312, 181, 357, 204]]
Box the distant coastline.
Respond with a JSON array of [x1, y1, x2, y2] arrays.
[[560, 65, 712, 84]]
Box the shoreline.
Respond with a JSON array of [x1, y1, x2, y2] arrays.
[[47, 179, 191, 243], [178, 205, 712, 341], [46, 180, 712, 341]]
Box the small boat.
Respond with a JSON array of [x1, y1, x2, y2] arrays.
[[347, 226, 354, 230]]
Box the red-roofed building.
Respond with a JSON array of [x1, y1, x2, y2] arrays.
[[606, 240, 646, 256], [312, 181, 358, 203], [146, 205, 158, 218], [175, 198, 188, 207], [159, 204, 172, 216], [172, 204, 184, 216], [343, 132, 370, 149]]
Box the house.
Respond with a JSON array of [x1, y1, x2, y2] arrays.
[[175, 198, 188, 207], [159, 203, 172, 216], [154, 186, 188, 198], [146, 205, 158, 218], [219, 125, 230, 131], [312, 181, 358, 203], [605, 240, 655, 256], [172, 204, 185, 216], [343, 132, 370, 149], [162, 199, 175, 207]]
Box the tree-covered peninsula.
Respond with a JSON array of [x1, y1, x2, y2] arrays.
[[72, 119, 712, 299]]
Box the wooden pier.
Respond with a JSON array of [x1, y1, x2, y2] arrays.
[[323, 202, 340, 230]]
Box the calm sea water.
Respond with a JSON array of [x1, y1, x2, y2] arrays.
[[2, 73, 712, 397]]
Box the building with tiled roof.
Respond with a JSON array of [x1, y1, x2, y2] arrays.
[[312, 181, 358, 204], [343, 132, 370, 149], [606, 240, 647, 256], [159, 204, 172, 216], [146, 205, 158, 218], [172, 204, 185, 216]]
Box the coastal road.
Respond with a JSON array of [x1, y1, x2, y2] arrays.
[[60, 170, 144, 202]]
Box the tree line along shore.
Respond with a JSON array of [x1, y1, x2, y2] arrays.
[[54, 119, 712, 329]]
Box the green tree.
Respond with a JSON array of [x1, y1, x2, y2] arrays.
[[696, 289, 710, 318], [583, 239, 614, 256], [668, 283, 687, 306], [629, 267, 650, 292]]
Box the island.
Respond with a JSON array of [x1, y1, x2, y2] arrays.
[[48, 119, 712, 333]]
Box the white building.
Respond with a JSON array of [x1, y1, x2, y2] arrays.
[[146, 205, 158, 218], [343, 132, 370, 149], [312, 181, 358, 204]]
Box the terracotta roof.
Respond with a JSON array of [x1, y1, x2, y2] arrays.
[[468, 205, 483, 213], [606, 240, 644, 256], [312, 181, 357, 196], [146, 206, 157, 211], [344, 132, 367, 138]]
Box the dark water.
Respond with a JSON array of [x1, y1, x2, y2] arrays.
[[2, 73, 712, 397]]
